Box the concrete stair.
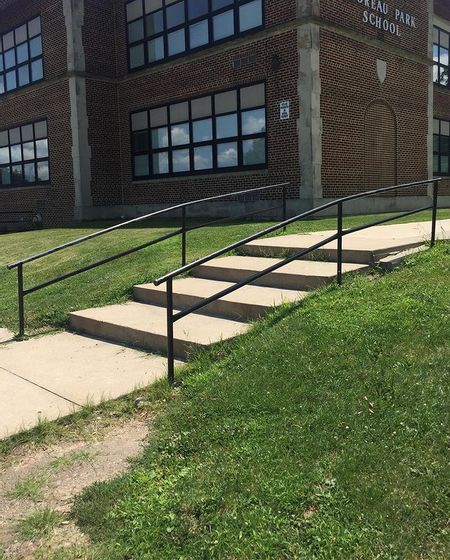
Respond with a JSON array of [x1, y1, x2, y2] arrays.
[[134, 278, 307, 321], [191, 256, 367, 290], [239, 232, 426, 264], [69, 253, 366, 361], [70, 302, 248, 360]]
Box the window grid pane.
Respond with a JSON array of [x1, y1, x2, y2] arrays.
[[433, 118, 450, 176], [130, 82, 266, 179], [0, 119, 51, 189], [126, 0, 264, 72], [433, 26, 449, 88], [0, 16, 44, 96]]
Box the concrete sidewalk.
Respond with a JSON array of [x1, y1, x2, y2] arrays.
[[1, 218, 449, 440], [0, 333, 171, 439]]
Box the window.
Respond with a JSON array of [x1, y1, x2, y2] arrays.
[[434, 119, 449, 176], [125, 0, 263, 71], [433, 26, 449, 87], [0, 120, 50, 188], [0, 17, 44, 96], [130, 82, 266, 179]]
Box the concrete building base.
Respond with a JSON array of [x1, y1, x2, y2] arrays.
[[81, 195, 450, 223]]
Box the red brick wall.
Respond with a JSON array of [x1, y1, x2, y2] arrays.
[[82, 0, 301, 209], [0, 0, 74, 225], [320, 0, 430, 198]]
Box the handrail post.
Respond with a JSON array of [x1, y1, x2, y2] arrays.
[[18, 264, 25, 337], [166, 278, 175, 385], [181, 206, 187, 267], [282, 184, 287, 232], [337, 201, 343, 285], [431, 180, 439, 247]]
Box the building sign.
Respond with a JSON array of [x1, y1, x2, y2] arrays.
[[280, 101, 290, 120], [355, 0, 417, 37]]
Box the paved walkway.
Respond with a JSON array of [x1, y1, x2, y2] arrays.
[[1, 219, 449, 439]]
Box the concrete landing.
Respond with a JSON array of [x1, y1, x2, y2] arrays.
[[241, 219, 450, 263], [0, 333, 176, 439]]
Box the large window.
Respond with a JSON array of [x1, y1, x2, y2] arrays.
[[0, 17, 43, 96], [433, 26, 449, 87], [434, 119, 449, 176], [0, 120, 50, 188], [131, 82, 267, 179], [126, 0, 263, 71]]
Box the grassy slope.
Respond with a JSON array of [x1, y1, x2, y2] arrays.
[[1, 209, 449, 334], [72, 244, 450, 560]]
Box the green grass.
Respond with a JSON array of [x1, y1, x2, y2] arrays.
[[1, 209, 448, 334], [72, 244, 450, 559], [6, 475, 47, 502], [49, 450, 96, 471], [16, 508, 64, 541]]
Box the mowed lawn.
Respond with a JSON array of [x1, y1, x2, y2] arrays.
[[71, 244, 450, 559], [1, 208, 449, 334]]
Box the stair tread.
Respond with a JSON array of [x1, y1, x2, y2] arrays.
[[196, 256, 366, 276], [70, 302, 248, 345], [135, 278, 307, 306], [244, 233, 423, 252]]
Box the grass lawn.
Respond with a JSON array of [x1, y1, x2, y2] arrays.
[[1, 208, 449, 335], [71, 243, 450, 560]]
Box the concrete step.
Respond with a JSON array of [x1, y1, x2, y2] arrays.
[[69, 302, 248, 360], [192, 256, 367, 290], [239, 232, 425, 264], [134, 278, 307, 321]]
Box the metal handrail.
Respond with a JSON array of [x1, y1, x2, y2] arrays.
[[7, 182, 289, 269], [157, 178, 442, 384], [7, 182, 290, 336]]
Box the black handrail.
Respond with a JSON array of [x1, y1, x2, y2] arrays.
[[156, 178, 442, 384], [7, 182, 289, 336]]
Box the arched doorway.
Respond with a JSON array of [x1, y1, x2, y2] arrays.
[[364, 101, 397, 189]]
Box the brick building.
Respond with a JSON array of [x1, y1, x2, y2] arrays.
[[0, 0, 449, 225]]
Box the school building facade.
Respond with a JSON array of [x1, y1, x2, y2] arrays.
[[0, 0, 449, 225]]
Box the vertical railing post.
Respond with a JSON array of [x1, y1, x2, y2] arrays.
[[337, 201, 343, 285], [181, 206, 187, 266], [18, 264, 25, 337], [166, 278, 175, 386], [430, 180, 439, 248], [282, 184, 287, 232]]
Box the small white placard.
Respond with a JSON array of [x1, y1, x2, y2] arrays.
[[280, 101, 290, 120]]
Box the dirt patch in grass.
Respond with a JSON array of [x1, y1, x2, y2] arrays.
[[0, 419, 149, 559]]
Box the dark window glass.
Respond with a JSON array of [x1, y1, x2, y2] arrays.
[[130, 82, 267, 178], [166, 1, 185, 29], [434, 119, 450, 175], [168, 29, 186, 56], [213, 10, 234, 41], [146, 11, 164, 36], [188, 0, 208, 20], [129, 43, 145, 68], [0, 119, 51, 189], [189, 20, 209, 49], [148, 36, 165, 61], [125, 0, 263, 71]]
